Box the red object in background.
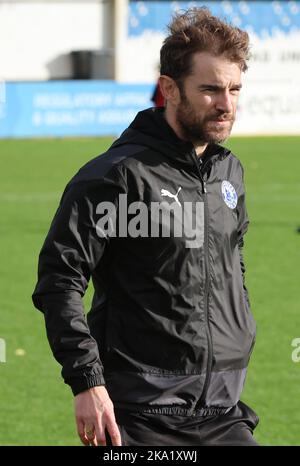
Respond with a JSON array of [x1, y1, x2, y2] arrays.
[[151, 81, 165, 107]]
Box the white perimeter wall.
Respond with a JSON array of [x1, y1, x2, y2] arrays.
[[1, 0, 299, 134], [0, 0, 104, 80]]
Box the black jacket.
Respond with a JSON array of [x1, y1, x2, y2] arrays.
[[32, 108, 256, 415]]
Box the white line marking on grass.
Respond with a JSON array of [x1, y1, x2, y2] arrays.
[[0, 338, 6, 363]]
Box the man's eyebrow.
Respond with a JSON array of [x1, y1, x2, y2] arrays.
[[198, 83, 243, 90]]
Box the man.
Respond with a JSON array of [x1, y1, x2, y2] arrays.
[[32, 8, 259, 446]]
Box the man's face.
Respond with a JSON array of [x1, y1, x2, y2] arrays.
[[175, 52, 242, 145]]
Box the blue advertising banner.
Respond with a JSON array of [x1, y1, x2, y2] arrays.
[[0, 81, 153, 138], [128, 1, 300, 38]]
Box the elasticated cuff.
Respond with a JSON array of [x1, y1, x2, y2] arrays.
[[68, 373, 106, 396]]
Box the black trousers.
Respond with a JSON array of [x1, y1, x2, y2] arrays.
[[109, 401, 259, 446]]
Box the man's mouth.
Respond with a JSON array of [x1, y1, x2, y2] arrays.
[[210, 118, 231, 125]]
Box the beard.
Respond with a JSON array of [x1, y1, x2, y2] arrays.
[[176, 92, 235, 145]]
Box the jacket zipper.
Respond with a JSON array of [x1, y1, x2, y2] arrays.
[[190, 151, 213, 408]]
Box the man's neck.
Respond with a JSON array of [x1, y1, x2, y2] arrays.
[[194, 143, 208, 157], [163, 106, 208, 157]]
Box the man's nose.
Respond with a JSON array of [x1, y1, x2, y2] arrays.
[[215, 90, 233, 114]]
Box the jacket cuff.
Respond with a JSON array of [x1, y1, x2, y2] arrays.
[[68, 373, 106, 396]]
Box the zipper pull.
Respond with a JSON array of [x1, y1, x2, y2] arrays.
[[203, 181, 207, 194]]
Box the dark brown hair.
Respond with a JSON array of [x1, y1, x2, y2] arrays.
[[160, 7, 250, 81]]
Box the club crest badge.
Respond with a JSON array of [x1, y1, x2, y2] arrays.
[[221, 181, 238, 209]]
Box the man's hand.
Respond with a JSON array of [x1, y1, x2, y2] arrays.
[[74, 386, 122, 446]]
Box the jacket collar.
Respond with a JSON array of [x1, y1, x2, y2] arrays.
[[113, 108, 231, 168]]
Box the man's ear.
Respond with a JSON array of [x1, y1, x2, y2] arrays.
[[159, 75, 180, 105]]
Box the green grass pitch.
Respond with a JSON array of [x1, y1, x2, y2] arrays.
[[0, 136, 299, 445]]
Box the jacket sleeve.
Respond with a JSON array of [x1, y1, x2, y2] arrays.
[[32, 168, 126, 395], [236, 164, 251, 308]]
